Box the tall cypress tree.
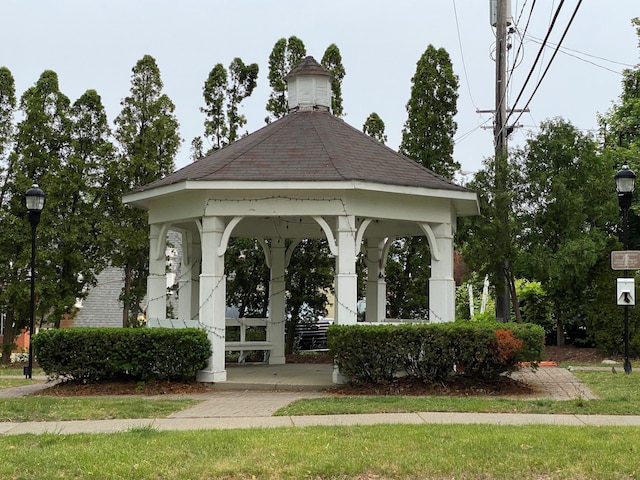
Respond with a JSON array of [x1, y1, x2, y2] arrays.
[[0, 66, 16, 363], [112, 55, 181, 325], [265, 36, 306, 122], [387, 46, 460, 320], [321, 44, 346, 117], [400, 45, 459, 179]]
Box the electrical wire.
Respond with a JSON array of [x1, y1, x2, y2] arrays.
[[510, 0, 584, 127], [524, 34, 634, 74], [452, 0, 483, 114], [505, 0, 566, 127]]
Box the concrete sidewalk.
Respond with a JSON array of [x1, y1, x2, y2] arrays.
[[3, 364, 638, 436]]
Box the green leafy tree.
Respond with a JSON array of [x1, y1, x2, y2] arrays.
[[265, 36, 306, 122], [200, 63, 227, 152], [225, 238, 270, 318], [362, 112, 387, 144], [3, 72, 113, 330], [196, 59, 258, 154], [385, 46, 460, 320], [9, 70, 72, 330], [0, 66, 17, 363], [321, 44, 346, 117], [399, 45, 459, 178], [112, 55, 181, 326], [285, 239, 334, 354], [227, 58, 259, 143], [513, 118, 617, 346]]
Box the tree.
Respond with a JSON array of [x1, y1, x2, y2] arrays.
[[227, 58, 259, 144], [265, 36, 306, 122], [200, 63, 227, 151], [112, 55, 181, 326], [321, 44, 346, 117], [0, 66, 16, 363], [362, 112, 387, 144], [513, 118, 616, 345], [197, 59, 259, 155], [285, 239, 334, 354], [385, 46, 460, 320], [399, 45, 459, 178]]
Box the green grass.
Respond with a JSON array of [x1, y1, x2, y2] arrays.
[[1, 424, 639, 479], [0, 366, 45, 376], [0, 397, 200, 422], [275, 369, 640, 416], [0, 378, 35, 389]]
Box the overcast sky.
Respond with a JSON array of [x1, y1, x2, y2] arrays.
[[3, 1, 638, 180]]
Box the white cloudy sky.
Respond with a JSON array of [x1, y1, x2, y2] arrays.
[[3, 1, 638, 178]]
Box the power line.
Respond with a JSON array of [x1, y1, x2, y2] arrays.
[[511, 0, 584, 127], [505, 0, 566, 126], [452, 0, 483, 112], [524, 34, 634, 74]]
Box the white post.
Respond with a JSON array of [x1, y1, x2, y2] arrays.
[[178, 230, 201, 323], [268, 238, 286, 364], [333, 215, 358, 384], [428, 222, 456, 323], [196, 216, 227, 383], [334, 215, 358, 325], [365, 238, 387, 322], [147, 224, 167, 324]]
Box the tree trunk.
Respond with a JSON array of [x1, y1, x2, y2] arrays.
[[556, 317, 565, 346], [1, 310, 14, 366]]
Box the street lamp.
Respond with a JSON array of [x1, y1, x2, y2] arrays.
[[24, 183, 45, 379], [615, 164, 636, 374]]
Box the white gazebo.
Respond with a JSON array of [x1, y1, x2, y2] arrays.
[[123, 56, 479, 383]]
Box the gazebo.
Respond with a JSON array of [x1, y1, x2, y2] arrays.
[[123, 56, 479, 383]]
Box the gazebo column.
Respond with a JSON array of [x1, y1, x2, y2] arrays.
[[147, 223, 167, 323], [268, 238, 286, 365], [178, 231, 201, 323], [428, 222, 455, 323], [334, 215, 358, 325], [365, 237, 387, 322], [196, 216, 227, 383]]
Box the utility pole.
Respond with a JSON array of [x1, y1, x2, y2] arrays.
[[493, 0, 510, 322]]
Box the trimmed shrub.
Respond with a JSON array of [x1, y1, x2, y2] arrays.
[[33, 328, 211, 382], [328, 322, 544, 385]]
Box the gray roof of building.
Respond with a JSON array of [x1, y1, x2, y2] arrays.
[[138, 109, 469, 194]]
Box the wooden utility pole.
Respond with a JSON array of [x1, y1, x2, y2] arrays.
[[494, 0, 510, 322]]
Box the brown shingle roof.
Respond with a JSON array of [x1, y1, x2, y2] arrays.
[[138, 110, 467, 192]]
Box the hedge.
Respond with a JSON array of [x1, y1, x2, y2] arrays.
[[328, 322, 545, 384], [32, 328, 211, 382]]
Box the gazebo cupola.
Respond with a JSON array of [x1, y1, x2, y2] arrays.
[[285, 56, 332, 112]]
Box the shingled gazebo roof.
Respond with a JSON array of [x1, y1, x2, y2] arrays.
[[138, 109, 467, 194]]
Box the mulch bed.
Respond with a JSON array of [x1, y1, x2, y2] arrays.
[[23, 345, 607, 398]]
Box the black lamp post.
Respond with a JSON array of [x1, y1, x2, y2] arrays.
[[24, 183, 45, 379], [615, 164, 636, 375]]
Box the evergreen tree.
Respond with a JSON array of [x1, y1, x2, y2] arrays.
[[198, 59, 258, 154], [321, 44, 346, 117], [400, 45, 459, 178], [112, 55, 181, 325], [0, 66, 16, 363], [265, 36, 306, 122], [386, 46, 460, 320], [362, 112, 387, 144]]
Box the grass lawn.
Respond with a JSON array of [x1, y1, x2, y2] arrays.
[[275, 369, 640, 416], [0, 378, 34, 389], [0, 397, 200, 422], [1, 424, 639, 479]]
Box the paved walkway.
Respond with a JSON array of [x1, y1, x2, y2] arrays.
[[2, 364, 638, 436]]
